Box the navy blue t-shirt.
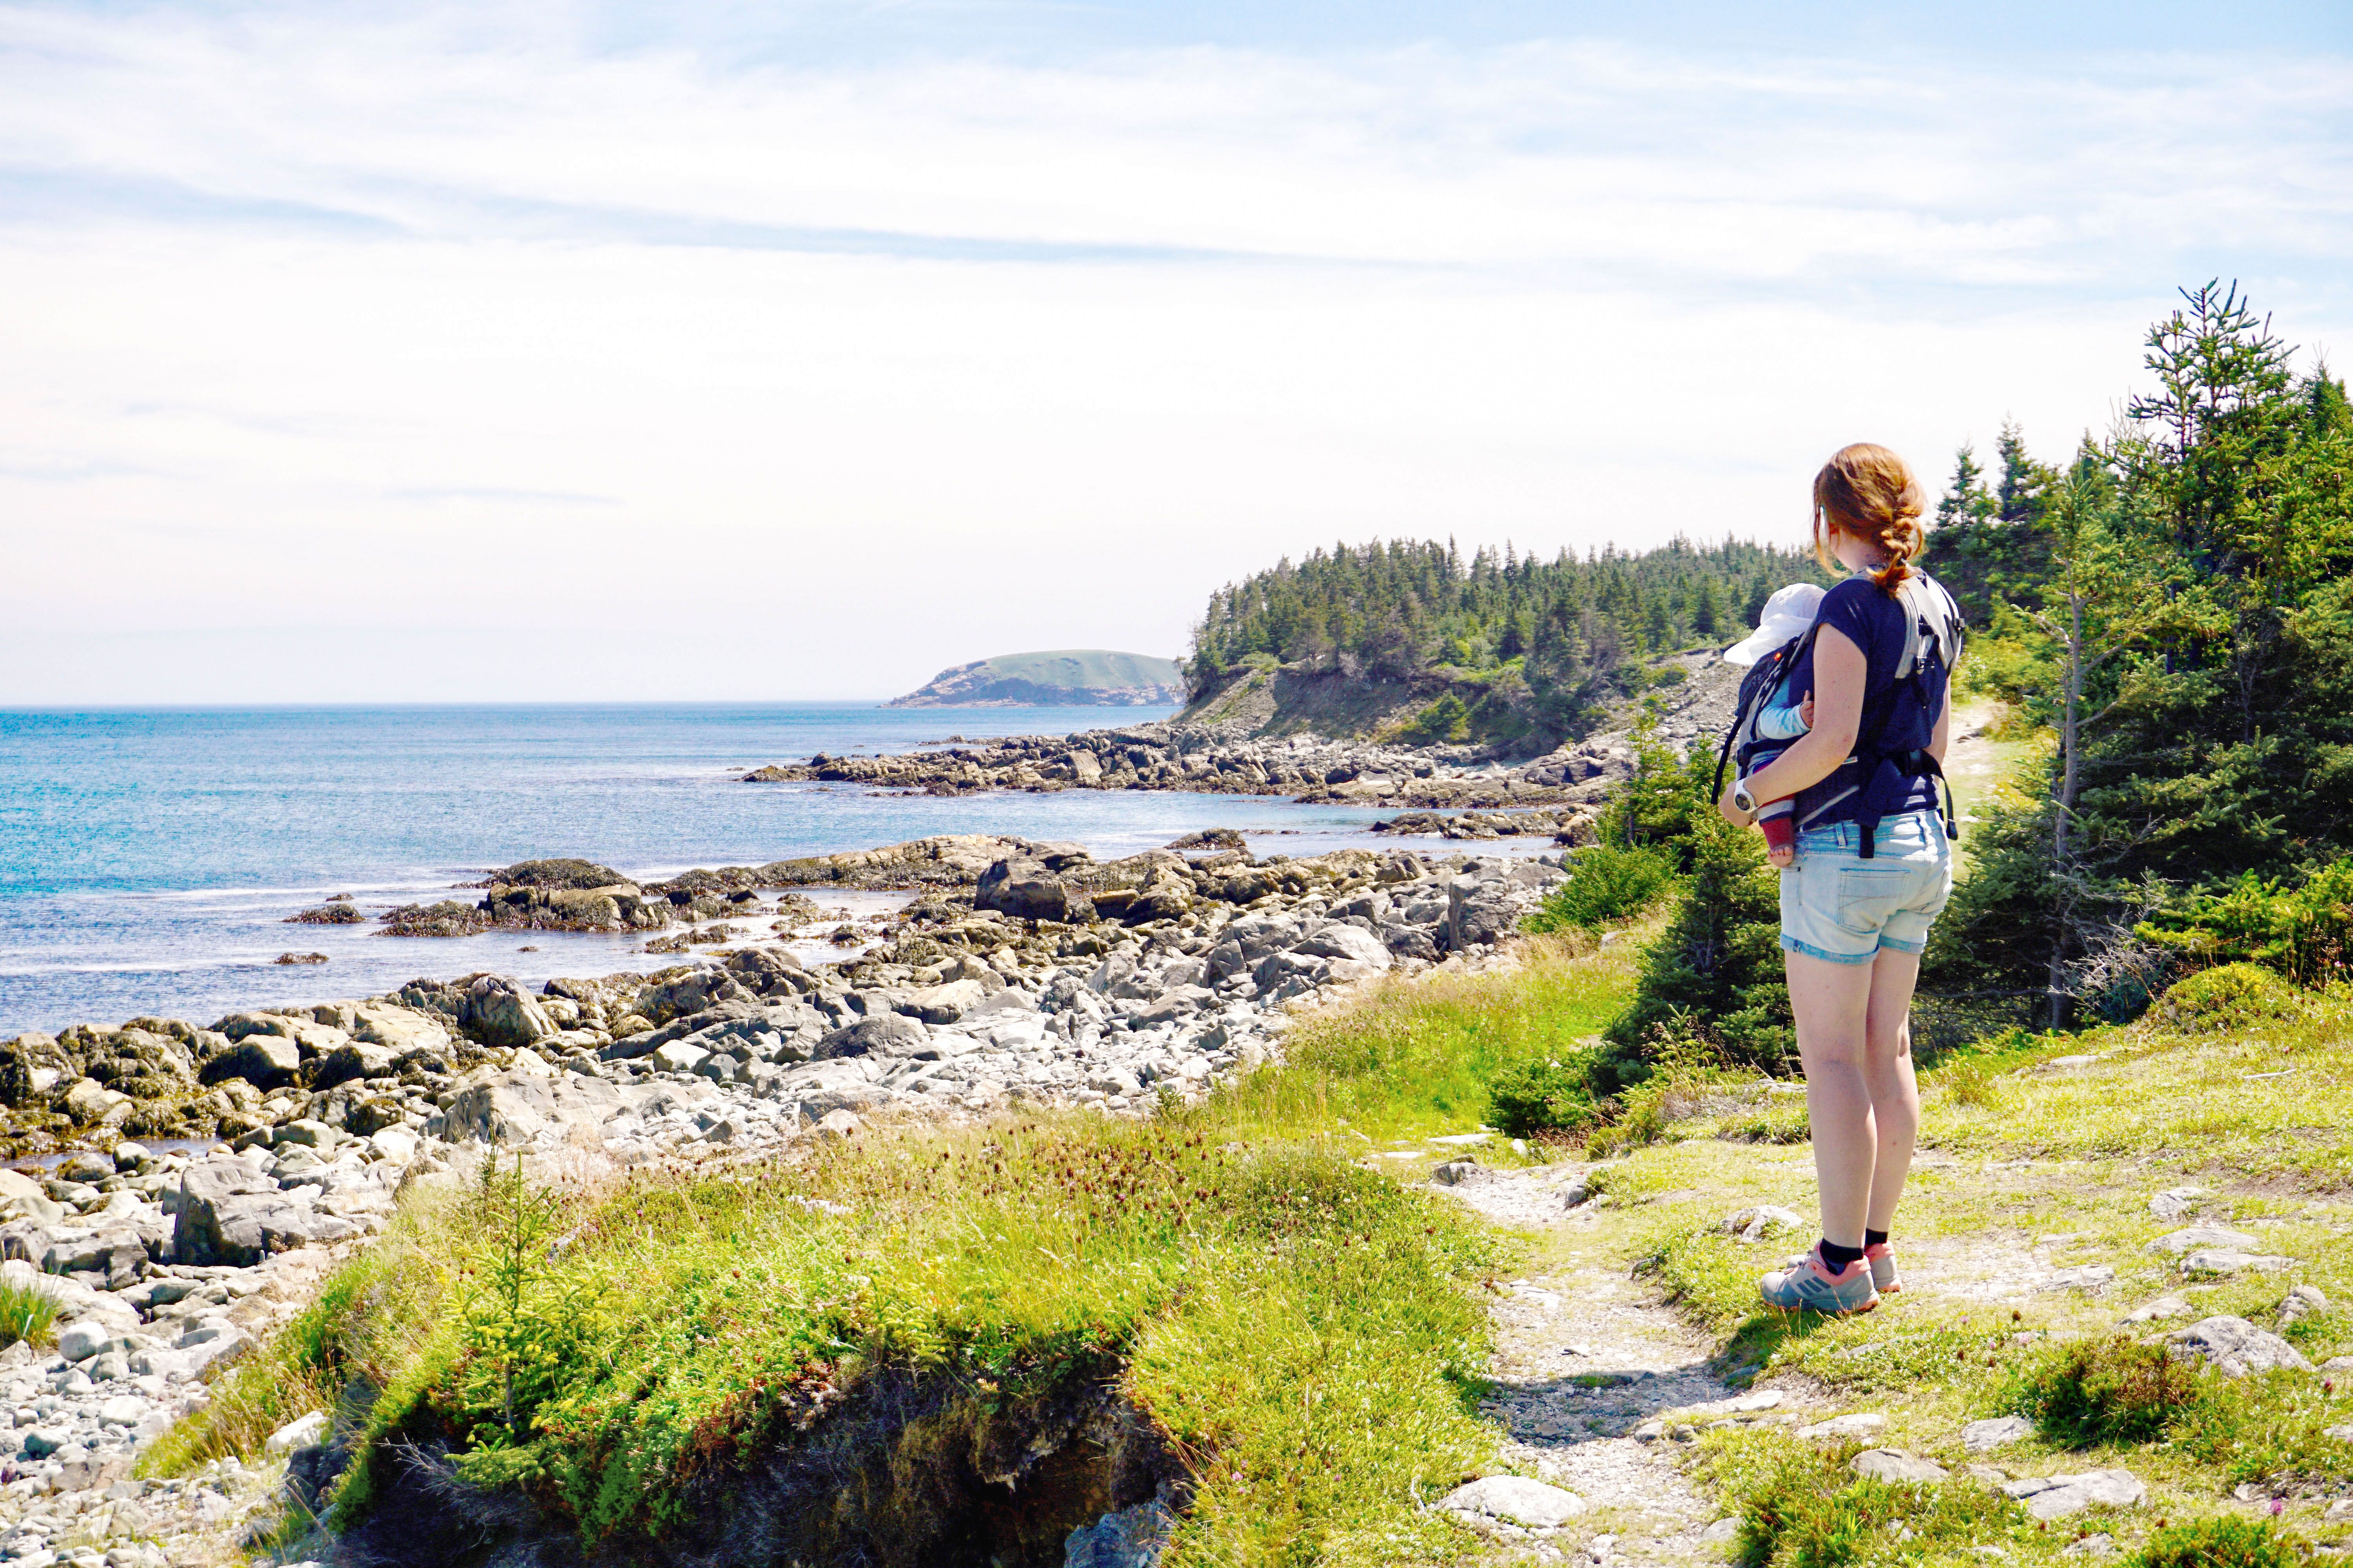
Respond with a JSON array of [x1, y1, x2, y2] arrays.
[[1783, 571, 1950, 825]]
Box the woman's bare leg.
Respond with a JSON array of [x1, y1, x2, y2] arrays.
[[1784, 949, 1878, 1248], [1860, 948, 1924, 1233]]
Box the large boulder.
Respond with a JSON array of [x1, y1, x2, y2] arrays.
[[198, 1034, 301, 1090], [895, 981, 988, 1025], [0, 1034, 73, 1107], [1296, 925, 1393, 970], [636, 969, 750, 1025], [429, 1070, 623, 1147], [463, 976, 556, 1047], [308, 1039, 403, 1091], [1444, 876, 1518, 950], [816, 1014, 933, 1060], [2165, 1315, 2312, 1377], [975, 860, 1096, 924], [724, 945, 809, 996]]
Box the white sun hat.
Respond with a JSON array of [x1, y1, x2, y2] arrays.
[[1723, 582, 1827, 667]]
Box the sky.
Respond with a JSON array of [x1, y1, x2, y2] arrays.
[[4, 1, 2350, 703]]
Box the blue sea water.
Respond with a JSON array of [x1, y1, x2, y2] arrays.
[[0, 703, 1420, 1037]]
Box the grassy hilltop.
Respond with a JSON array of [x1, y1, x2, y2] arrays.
[[889, 649, 1186, 707]]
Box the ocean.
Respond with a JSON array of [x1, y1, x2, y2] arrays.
[[0, 703, 1428, 1038]]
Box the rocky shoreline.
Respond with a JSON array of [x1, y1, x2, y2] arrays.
[[0, 831, 1572, 1564], [741, 724, 1624, 810]]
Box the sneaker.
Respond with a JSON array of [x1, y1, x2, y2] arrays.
[[1759, 1243, 1880, 1315], [1865, 1241, 1901, 1295]]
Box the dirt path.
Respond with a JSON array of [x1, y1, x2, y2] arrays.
[[1435, 1165, 1767, 1564]]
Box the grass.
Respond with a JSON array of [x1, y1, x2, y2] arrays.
[[153, 916, 2353, 1564], [153, 945, 1666, 1564], [0, 1283, 60, 1350]]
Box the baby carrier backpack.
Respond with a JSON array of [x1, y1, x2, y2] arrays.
[[1711, 574, 1966, 858]]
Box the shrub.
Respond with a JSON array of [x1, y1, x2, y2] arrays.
[[2130, 1515, 2301, 1568], [1524, 844, 1676, 933], [2139, 859, 2353, 984], [2007, 1335, 2203, 1446], [2153, 963, 2299, 1031], [1602, 814, 1789, 1083], [1395, 694, 1470, 745], [0, 1283, 59, 1349], [1487, 1057, 1599, 1139]]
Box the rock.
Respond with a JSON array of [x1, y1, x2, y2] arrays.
[[2061, 1533, 2118, 1557], [40, 1227, 145, 1287], [975, 859, 1095, 924], [2165, 1315, 2312, 1377], [58, 1077, 129, 1125], [266, 1410, 330, 1455], [817, 1014, 932, 1059], [815, 1110, 863, 1138], [369, 1126, 421, 1163], [1852, 1450, 1949, 1483], [1295, 925, 1392, 970], [1063, 1500, 1172, 1568], [1444, 878, 1517, 950], [2041, 1266, 2116, 1292], [2149, 1186, 2206, 1221], [2180, 1248, 2294, 1275], [2146, 1225, 2257, 1255], [309, 1039, 402, 1090], [1722, 1205, 1806, 1243], [1961, 1416, 2033, 1453], [2000, 1470, 2146, 1519], [649, 1041, 711, 1074], [467, 976, 557, 1047], [0, 1168, 41, 1205], [351, 1002, 451, 1054], [1700, 1517, 1740, 1543], [18, 1425, 69, 1458], [1436, 1475, 1587, 1529], [198, 1034, 302, 1090], [97, 1394, 148, 1427], [2280, 1284, 2330, 1326], [1798, 1414, 1886, 1441], [56, 1319, 114, 1362], [2119, 1295, 2194, 1324], [897, 980, 987, 1024], [1430, 1160, 1488, 1186], [189, 1194, 358, 1265], [2322, 1424, 2353, 1444]]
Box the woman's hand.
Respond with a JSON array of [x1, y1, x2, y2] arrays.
[[1718, 778, 1753, 827]]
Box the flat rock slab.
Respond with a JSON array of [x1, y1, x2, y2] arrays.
[[1722, 1205, 1805, 1243], [1853, 1450, 1949, 1483], [1961, 1415, 2033, 1453], [1438, 1475, 1587, 1529], [2166, 1315, 2312, 1377], [2149, 1186, 2206, 1221], [2146, 1225, 2257, 1255], [2041, 1266, 2116, 1292], [2002, 1470, 2147, 1519], [1798, 1414, 1886, 1441], [2180, 1248, 2295, 1276], [2119, 1295, 2194, 1324]]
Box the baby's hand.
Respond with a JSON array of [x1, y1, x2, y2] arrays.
[[1767, 841, 1795, 868], [1800, 690, 1815, 728]]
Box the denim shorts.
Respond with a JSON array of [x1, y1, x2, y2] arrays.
[[1778, 810, 1954, 965]]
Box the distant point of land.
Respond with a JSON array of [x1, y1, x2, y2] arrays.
[[887, 649, 1185, 708]]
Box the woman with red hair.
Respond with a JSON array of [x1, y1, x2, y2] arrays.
[[1718, 443, 1965, 1315]]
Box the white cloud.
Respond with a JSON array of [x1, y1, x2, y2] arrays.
[[0, 4, 2346, 701]]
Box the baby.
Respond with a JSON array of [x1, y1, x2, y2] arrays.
[[1750, 685, 1815, 866], [1724, 583, 1826, 868]]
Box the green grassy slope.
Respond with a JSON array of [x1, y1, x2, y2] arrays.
[[978, 649, 1184, 688]]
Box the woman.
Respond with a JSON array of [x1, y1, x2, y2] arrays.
[[1718, 443, 1961, 1315]]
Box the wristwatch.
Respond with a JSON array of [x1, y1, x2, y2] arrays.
[[1730, 778, 1759, 817]]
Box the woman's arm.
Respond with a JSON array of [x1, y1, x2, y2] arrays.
[[1927, 654, 1957, 765], [1717, 625, 1867, 823]]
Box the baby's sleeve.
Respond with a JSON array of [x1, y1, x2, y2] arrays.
[[1753, 698, 1810, 741]]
